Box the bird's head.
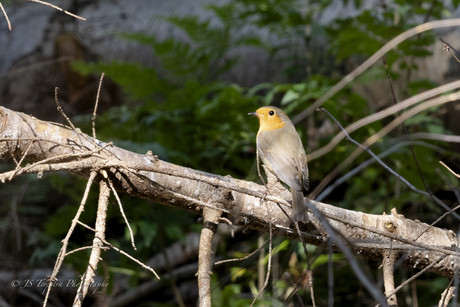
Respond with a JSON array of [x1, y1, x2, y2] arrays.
[[248, 106, 289, 133]]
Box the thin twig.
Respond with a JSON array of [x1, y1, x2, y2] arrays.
[[3, 142, 113, 182], [102, 238, 160, 279], [310, 90, 460, 199], [440, 161, 460, 178], [26, 0, 86, 20], [316, 141, 438, 202], [0, 2, 11, 30], [295, 221, 316, 306], [74, 219, 161, 279], [214, 239, 269, 265], [55, 88, 117, 157], [9, 138, 36, 180], [42, 171, 97, 307], [250, 222, 273, 307], [103, 170, 137, 250], [92, 73, 105, 140], [413, 168, 460, 241], [318, 107, 460, 221], [441, 38, 460, 64], [65, 245, 109, 256], [55, 87, 85, 145]]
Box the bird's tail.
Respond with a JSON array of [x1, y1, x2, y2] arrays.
[[291, 189, 309, 223]]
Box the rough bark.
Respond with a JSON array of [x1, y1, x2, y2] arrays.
[[0, 106, 458, 278]]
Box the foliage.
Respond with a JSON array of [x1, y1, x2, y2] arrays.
[[4, 0, 460, 306], [71, 0, 460, 304]]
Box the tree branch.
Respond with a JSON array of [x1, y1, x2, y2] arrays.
[[0, 106, 458, 281]]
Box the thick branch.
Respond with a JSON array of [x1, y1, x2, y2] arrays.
[[0, 106, 458, 278]]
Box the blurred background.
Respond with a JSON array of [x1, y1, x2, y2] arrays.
[[1, 0, 460, 306]]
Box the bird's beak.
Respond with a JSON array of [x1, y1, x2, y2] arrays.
[[248, 112, 258, 117]]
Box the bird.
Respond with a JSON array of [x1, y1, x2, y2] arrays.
[[249, 106, 309, 223]]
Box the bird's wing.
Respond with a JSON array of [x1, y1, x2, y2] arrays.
[[257, 129, 305, 191]]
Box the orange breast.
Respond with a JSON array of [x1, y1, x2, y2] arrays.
[[258, 116, 286, 134]]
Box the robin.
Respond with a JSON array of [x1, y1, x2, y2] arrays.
[[249, 106, 309, 222]]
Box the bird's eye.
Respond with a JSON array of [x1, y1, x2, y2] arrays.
[[269, 110, 275, 116]]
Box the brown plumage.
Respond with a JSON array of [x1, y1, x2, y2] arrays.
[[249, 106, 309, 222]]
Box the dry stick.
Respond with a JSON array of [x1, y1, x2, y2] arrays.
[[2, 143, 113, 182], [65, 245, 110, 256], [440, 161, 460, 178], [55, 89, 90, 149], [26, 0, 86, 20], [250, 222, 273, 307], [55, 88, 116, 157], [292, 18, 460, 125], [414, 202, 460, 243], [439, 278, 455, 307], [214, 239, 269, 265], [55, 87, 84, 144], [92, 73, 105, 140], [375, 255, 448, 307], [42, 171, 97, 307], [382, 250, 398, 306], [197, 207, 222, 307], [73, 179, 110, 307], [102, 238, 160, 279], [308, 79, 460, 161], [102, 170, 137, 250], [0, 2, 11, 30], [75, 220, 160, 279], [316, 96, 460, 221]]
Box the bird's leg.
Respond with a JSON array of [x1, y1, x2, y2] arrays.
[[256, 150, 270, 204], [256, 150, 267, 186], [257, 151, 281, 205]]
